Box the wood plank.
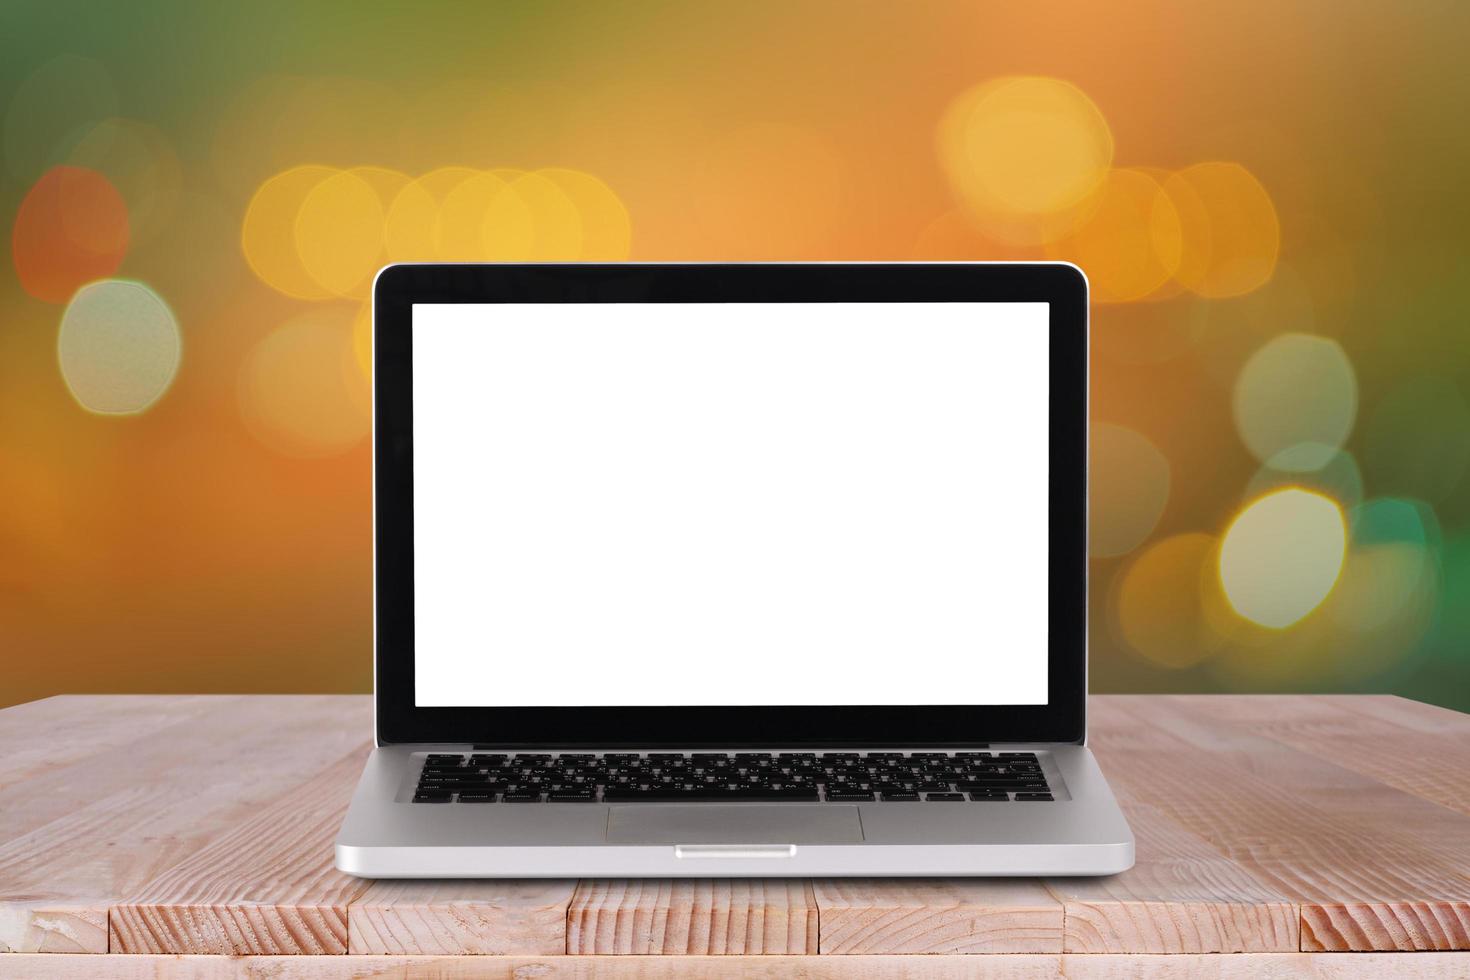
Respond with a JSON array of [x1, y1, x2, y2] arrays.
[[110, 750, 372, 955], [6, 954, 1470, 980], [1090, 695, 1470, 952], [812, 878, 1061, 954], [0, 903, 106, 955], [1050, 799, 1298, 953], [0, 695, 225, 791], [1325, 694, 1470, 736], [3, 694, 1469, 961], [1178, 695, 1470, 818], [0, 695, 370, 953], [347, 879, 576, 954], [566, 880, 818, 954]]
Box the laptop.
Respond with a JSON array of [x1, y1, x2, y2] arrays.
[[335, 262, 1134, 877]]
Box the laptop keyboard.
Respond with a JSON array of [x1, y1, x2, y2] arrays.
[[412, 751, 1053, 803]]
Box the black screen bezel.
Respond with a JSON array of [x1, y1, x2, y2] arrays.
[[374, 263, 1087, 747]]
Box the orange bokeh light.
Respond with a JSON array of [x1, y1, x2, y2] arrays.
[[1165, 162, 1281, 298], [1115, 532, 1224, 669], [1045, 168, 1182, 303], [11, 165, 130, 303]]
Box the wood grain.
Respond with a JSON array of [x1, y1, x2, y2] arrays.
[[2, 693, 1470, 961], [0, 695, 369, 953], [1323, 693, 1470, 735], [347, 879, 576, 954], [1090, 695, 1470, 951], [0, 695, 224, 792], [1175, 695, 1470, 819], [566, 879, 818, 954], [110, 751, 372, 954], [1050, 799, 1298, 953], [812, 878, 1062, 953], [6, 953, 1470, 979]]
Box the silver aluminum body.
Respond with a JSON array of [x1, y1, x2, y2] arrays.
[[335, 743, 1133, 877]]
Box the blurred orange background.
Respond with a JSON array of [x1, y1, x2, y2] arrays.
[[3, 2, 1469, 710]]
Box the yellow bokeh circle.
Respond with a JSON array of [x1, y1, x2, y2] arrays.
[[294, 168, 387, 298], [250, 165, 629, 274], [1219, 488, 1346, 629], [384, 166, 479, 263], [241, 165, 338, 300], [939, 76, 1113, 245], [541, 168, 632, 260], [483, 171, 581, 261], [437, 170, 531, 261]]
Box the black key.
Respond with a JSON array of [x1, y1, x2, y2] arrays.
[[458, 792, 495, 802], [917, 782, 953, 792], [826, 790, 875, 801], [925, 792, 965, 801], [881, 791, 920, 801], [502, 791, 541, 801], [549, 792, 596, 801], [968, 791, 1008, 801], [1015, 793, 1054, 801], [413, 791, 451, 803]]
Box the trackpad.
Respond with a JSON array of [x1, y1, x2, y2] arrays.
[[606, 804, 864, 844]]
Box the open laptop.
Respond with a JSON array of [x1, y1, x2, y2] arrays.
[[335, 262, 1134, 877]]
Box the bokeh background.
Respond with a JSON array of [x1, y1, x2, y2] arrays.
[[3, 1, 1468, 712]]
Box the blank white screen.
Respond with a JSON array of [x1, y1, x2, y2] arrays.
[[411, 303, 1049, 706]]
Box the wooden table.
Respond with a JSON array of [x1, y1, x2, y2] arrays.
[[1, 694, 1468, 977]]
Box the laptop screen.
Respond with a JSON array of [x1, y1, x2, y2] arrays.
[[410, 302, 1049, 708]]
